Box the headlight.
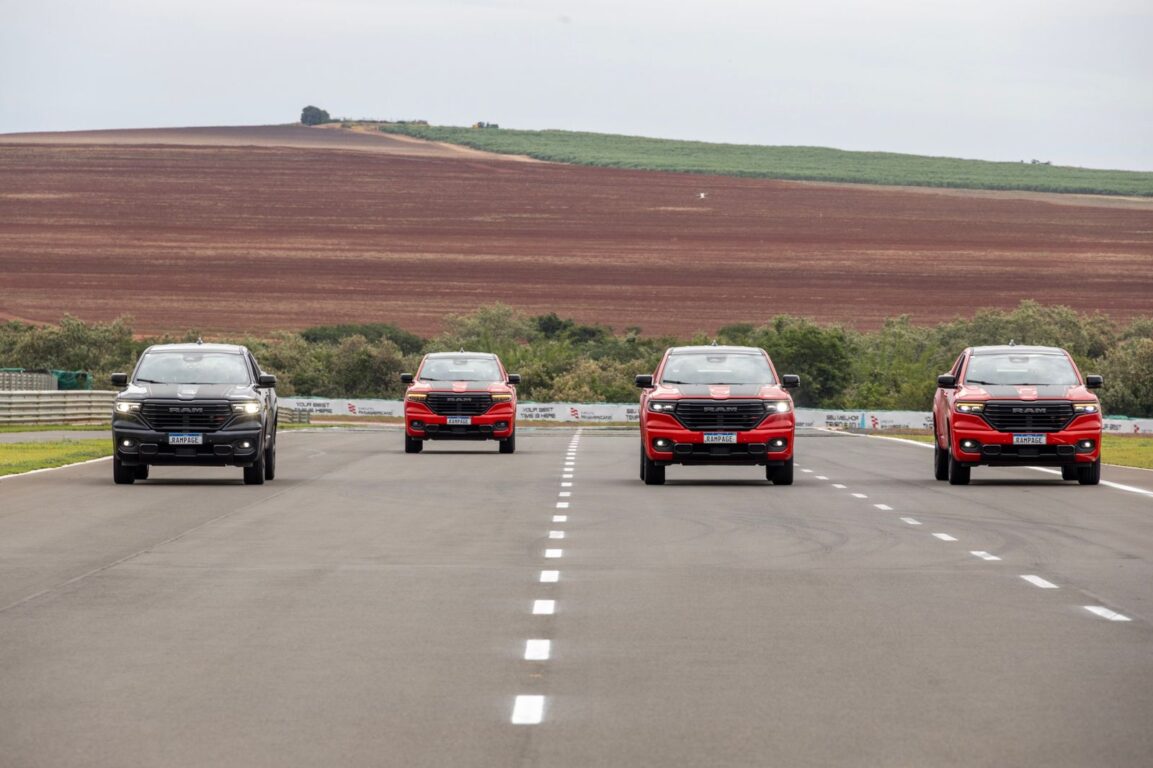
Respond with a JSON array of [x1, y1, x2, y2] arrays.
[[232, 401, 262, 415], [1073, 403, 1099, 414], [648, 400, 676, 413], [491, 393, 512, 401], [764, 400, 791, 414], [406, 392, 427, 402], [955, 402, 985, 414], [114, 401, 141, 414]]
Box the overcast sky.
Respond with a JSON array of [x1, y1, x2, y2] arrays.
[[2, 0, 1151, 170]]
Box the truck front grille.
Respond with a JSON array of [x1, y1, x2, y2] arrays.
[[674, 400, 766, 431], [982, 401, 1074, 432], [140, 401, 233, 431], [426, 393, 494, 416]]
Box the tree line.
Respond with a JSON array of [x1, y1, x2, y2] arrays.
[[1, 302, 1150, 417]]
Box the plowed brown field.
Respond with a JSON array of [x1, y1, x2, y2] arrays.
[[2, 125, 1151, 337]]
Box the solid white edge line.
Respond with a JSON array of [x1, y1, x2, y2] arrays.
[[525, 639, 552, 660], [1084, 606, 1132, 622], [1021, 575, 1059, 589], [544, 549, 563, 558], [0, 455, 111, 481], [533, 599, 556, 615], [540, 570, 559, 582], [511, 695, 545, 724]]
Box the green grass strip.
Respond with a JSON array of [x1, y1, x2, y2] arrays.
[[378, 124, 1153, 197], [0, 439, 111, 476]]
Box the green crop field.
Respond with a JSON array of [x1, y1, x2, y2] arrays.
[[378, 123, 1153, 197]]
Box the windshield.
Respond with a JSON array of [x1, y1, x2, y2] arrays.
[[419, 357, 502, 382], [660, 352, 776, 386], [964, 353, 1080, 386], [135, 351, 251, 385]]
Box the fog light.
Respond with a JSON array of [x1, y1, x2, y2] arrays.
[[411, 420, 425, 431], [121, 439, 134, 448], [239, 441, 252, 450], [769, 438, 788, 450], [1076, 439, 1096, 453], [653, 438, 674, 451], [960, 439, 980, 453], [494, 421, 509, 430]]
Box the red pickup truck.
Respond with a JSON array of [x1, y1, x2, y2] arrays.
[[636, 345, 799, 485], [401, 352, 520, 454], [933, 345, 1103, 485]]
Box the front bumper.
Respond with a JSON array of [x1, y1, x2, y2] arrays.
[[950, 414, 1101, 467], [404, 403, 516, 441], [642, 413, 795, 466], [113, 424, 264, 467]]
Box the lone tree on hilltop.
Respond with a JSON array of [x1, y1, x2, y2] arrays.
[[300, 105, 330, 126]]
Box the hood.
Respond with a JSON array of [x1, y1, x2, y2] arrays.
[[651, 383, 790, 399], [958, 383, 1098, 402], [120, 382, 258, 400], [407, 380, 513, 395]]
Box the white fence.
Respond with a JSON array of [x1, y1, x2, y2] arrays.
[[279, 398, 1153, 434], [3, 392, 1151, 433], [0, 390, 116, 425]]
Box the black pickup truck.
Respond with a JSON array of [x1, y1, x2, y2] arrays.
[[110, 342, 278, 485]]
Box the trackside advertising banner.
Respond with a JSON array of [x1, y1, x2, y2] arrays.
[[278, 398, 1153, 433]]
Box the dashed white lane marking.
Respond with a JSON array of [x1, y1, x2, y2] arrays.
[[544, 549, 563, 559], [556, 502, 570, 509], [851, 493, 868, 499], [562, 473, 574, 479], [525, 639, 552, 660], [533, 599, 556, 615], [558, 491, 572, 497], [901, 517, 922, 526], [1084, 606, 1132, 622], [511, 695, 545, 724], [932, 533, 958, 542], [816, 475, 829, 480], [971, 551, 1002, 561], [832, 483, 847, 489], [549, 530, 565, 539], [561, 482, 573, 487], [874, 504, 893, 511], [1021, 575, 1059, 589], [553, 515, 568, 523], [540, 570, 559, 583], [801, 469, 813, 473]]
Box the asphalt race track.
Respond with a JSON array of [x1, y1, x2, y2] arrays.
[[2, 428, 1151, 767]]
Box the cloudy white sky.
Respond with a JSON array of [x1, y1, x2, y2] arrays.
[[2, 0, 1151, 170]]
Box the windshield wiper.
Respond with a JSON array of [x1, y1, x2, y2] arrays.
[[661, 379, 694, 384], [965, 379, 999, 385], [135, 378, 166, 384]]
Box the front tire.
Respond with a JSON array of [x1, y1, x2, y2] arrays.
[[768, 457, 794, 485], [405, 434, 423, 454], [947, 450, 971, 485], [499, 432, 516, 454], [1077, 458, 1101, 486], [1061, 465, 1078, 481], [263, 432, 277, 481], [642, 450, 665, 485], [134, 464, 150, 481], [933, 429, 949, 481], [113, 457, 136, 485], [243, 452, 265, 485]]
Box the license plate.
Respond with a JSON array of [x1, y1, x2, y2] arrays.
[[446, 416, 472, 426], [1012, 433, 1046, 445], [703, 433, 737, 444], [168, 433, 203, 445]]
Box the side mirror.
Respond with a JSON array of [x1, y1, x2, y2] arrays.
[[937, 374, 957, 388], [507, 373, 521, 385], [1085, 374, 1103, 389], [635, 374, 654, 388], [400, 373, 414, 384], [781, 374, 800, 389], [110, 373, 128, 387], [257, 374, 277, 388]]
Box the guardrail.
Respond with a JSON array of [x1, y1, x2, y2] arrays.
[[0, 390, 115, 425]]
